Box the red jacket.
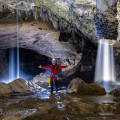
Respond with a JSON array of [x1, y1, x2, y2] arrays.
[[41, 64, 68, 75]]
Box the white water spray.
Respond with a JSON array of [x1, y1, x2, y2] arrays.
[[16, 9, 20, 79], [9, 48, 16, 82], [9, 10, 20, 82], [94, 40, 116, 91]]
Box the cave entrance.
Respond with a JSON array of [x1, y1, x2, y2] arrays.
[[6, 48, 51, 81]]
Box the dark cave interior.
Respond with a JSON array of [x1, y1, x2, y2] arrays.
[[6, 48, 51, 80]]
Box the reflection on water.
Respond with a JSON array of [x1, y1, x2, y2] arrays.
[[72, 94, 116, 104], [32, 87, 116, 104]]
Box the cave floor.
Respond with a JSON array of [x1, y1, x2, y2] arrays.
[[0, 88, 120, 120]]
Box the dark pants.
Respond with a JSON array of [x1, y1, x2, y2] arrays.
[[51, 81, 58, 93]]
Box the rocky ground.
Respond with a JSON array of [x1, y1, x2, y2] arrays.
[[0, 78, 119, 120], [0, 87, 120, 120]]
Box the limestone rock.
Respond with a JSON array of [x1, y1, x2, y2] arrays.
[[1, 0, 120, 44], [37, 103, 56, 111], [8, 78, 41, 93], [35, 0, 97, 43], [66, 102, 112, 115], [0, 22, 79, 59], [32, 73, 48, 83], [0, 83, 12, 94], [94, 0, 118, 40], [66, 77, 106, 95], [8, 79, 31, 92], [109, 88, 120, 97], [32, 73, 49, 88], [58, 54, 82, 76], [0, 0, 97, 43]]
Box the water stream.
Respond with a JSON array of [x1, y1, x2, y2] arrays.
[[17, 9, 20, 79], [9, 48, 16, 82], [9, 10, 20, 82], [94, 40, 116, 91]]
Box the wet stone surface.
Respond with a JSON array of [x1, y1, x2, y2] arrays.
[[0, 88, 119, 120]]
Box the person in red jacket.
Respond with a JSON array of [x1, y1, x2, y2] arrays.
[[38, 58, 69, 93]]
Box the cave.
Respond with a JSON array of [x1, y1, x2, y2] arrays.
[[0, 0, 120, 120], [0, 48, 52, 82], [6, 48, 51, 81]]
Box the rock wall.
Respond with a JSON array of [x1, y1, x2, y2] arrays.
[[0, 0, 97, 43], [1, 0, 120, 43], [94, 0, 118, 40], [0, 21, 80, 59], [0, 49, 8, 80]]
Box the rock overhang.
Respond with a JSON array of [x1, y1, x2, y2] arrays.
[[0, 0, 97, 43], [1, 0, 120, 45]]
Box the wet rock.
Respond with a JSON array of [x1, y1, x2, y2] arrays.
[[0, 83, 12, 94], [1, 109, 37, 120], [113, 98, 120, 102], [66, 78, 106, 95], [0, 78, 41, 94], [32, 73, 49, 88], [66, 102, 115, 115], [8, 79, 30, 93], [1, 117, 20, 120], [109, 88, 120, 97], [37, 103, 56, 111], [66, 102, 97, 114]]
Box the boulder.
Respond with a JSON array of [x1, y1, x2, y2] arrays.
[[32, 73, 48, 83], [66, 78, 106, 95], [32, 73, 49, 89], [0, 83, 12, 94], [0, 78, 44, 95], [109, 88, 120, 97], [8, 78, 40, 93], [8, 79, 30, 92]]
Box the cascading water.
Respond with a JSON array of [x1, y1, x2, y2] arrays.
[[17, 9, 20, 79], [6, 1, 36, 83], [94, 40, 116, 91], [9, 10, 20, 82], [9, 48, 16, 82]]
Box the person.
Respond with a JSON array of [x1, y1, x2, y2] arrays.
[[38, 58, 69, 93]]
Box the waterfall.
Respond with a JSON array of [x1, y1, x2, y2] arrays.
[[8, 10, 20, 82], [9, 48, 16, 82], [94, 40, 116, 91], [16, 9, 20, 79]]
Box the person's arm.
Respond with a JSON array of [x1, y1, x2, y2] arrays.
[[38, 65, 51, 69], [59, 65, 68, 69]]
